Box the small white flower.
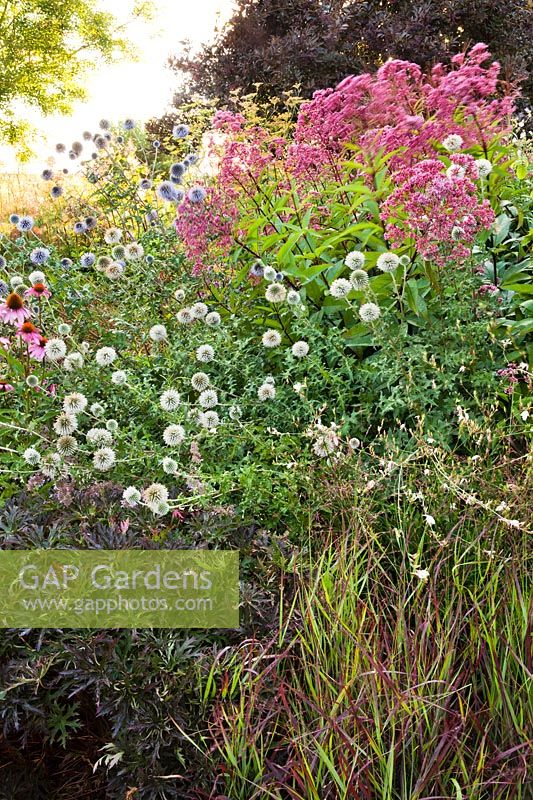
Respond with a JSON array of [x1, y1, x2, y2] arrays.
[[53, 413, 78, 435], [29, 270, 46, 285], [446, 164, 466, 181], [104, 227, 123, 244], [376, 252, 400, 272], [424, 514, 436, 526], [348, 437, 361, 450], [86, 428, 113, 447], [23, 447, 41, 465], [177, 308, 194, 324], [124, 243, 144, 261], [63, 392, 88, 414], [160, 389, 181, 411], [196, 344, 214, 363], [199, 389, 218, 408], [191, 372, 210, 391], [45, 338, 67, 361], [495, 501, 508, 512], [442, 134, 463, 152], [123, 486, 141, 506], [503, 518, 522, 529], [287, 289, 301, 305], [258, 383, 276, 401], [329, 278, 352, 299], [191, 302, 208, 319], [93, 447, 116, 471], [265, 283, 287, 303], [205, 311, 221, 326], [229, 405, 242, 419], [291, 340, 309, 358], [163, 424, 186, 446], [293, 382, 305, 395], [413, 568, 430, 581], [95, 346, 117, 366], [451, 226, 465, 241], [350, 269, 369, 290], [520, 409, 529, 421], [162, 456, 178, 475], [174, 288, 186, 302], [345, 251, 365, 270], [359, 302, 381, 323], [111, 370, 128, 386], [152, 500, 170, 516], [149, 324, 167, 342], [262, 330, 282, 348], [199, 410, 220, 429], [475, 158, 492, 178]]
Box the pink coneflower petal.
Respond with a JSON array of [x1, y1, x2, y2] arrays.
[[28, 336, 48, 362], [17, 321, 41, 343], [0, 292, 32, 326], [25, 284, 51, 299], [0, 382, 15, 392]]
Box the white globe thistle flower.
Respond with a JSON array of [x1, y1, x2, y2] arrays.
[[105, 419, 118, 433], [475, 158, 492, 178], [258, 383, 276, 401], [262, 329, 282, 348], [152, 500, 170, 516], [441, 133, 463, 152], [291, 340, 309, 358], [264, 376, 275, 385], [105, 262, 124, 280], [124, 243, 144, 261], [162, 456, 178, 475], [41, 453, 62, 478], [29, 270, 46, 285], [191, 372, 210, 391], [345, 250, 365, 270], [160, 389, 181, 411], [95, 346, 117, 366], [263, 266, 277, 282], [205, 311, 221, 326], [86, 427, 113, 447], [293, 382, 305, 395], [229, 405, 242, 420], [177, 308, 194, 324], [149, 324, 167, 342], [424, 513, 436, 526], [287, 289, 301, 305], [111, 370, 128, 386], [45, 338, 67, 361], [23, 447, 41, 466], [348, 437, 361, 450], [376, 252, 400, 272], [53, 413, 78, 435], [199, 410, 219, 429], [123, 486, 141, 506], [10, 276, 24, 288], [26, 374, 39, 388], [104, 227, 123, 244], [265, 283, 287, 303], [199, 389, 218, 408], [56, 435, 78, 457], [196, 344, 214, 363], [446, 163, 466, 181], [329, 278, 352, 299], [90, 402, 105, 417], [93, 447, 116, 471], [143, 483, 169, 511], [79, 341, 91, 355], [350, 269, 369, 290], [312, 427, 340, 458], [174, 288, 186, 301], [359, 302, 381, 323], [451, 225, 465, 241], [63, 392, 88, 414], [163, 424, 186, 446], [191, 302, 208, 319]]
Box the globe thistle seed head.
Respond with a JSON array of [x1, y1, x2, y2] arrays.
[[45, 338, 67, 361], [56, 435, 78, 457], [163, 424, 186, 446], [442, 133, 463, 152], [292, 340, 309, 358], [95, 346, 117, 366], [60, 257, 73, 269], [149, 324, 167, 342], [93, 447, 116, 471], [111, 370, 127, 386], [199, 410, 219, 429], [123, 118, 136, 130], [174, 288, 186, 302], [105, 419, 118, 433], [96, 256, 112, 271], [90, 402, 105, 417], [71, 141, 83, 155], [177, 308, 194, 324], [99, 119, 111, 131], [55, 143, 66, 153], [53, 412, 78, 435], [376, 252, 400, 273], [359, 302, 381, 323], [345, 250, 366, 270], [26, 374, 40, 388], [191, 302, 208, 319], [124, 243, 144, 261], [82, 130, 93, 141], [229, 405, 242, 420], [63, 392, 88, 414], [111, 244, 126, 260], [249, 260, 264, 278], [475, 158, 492, 178], [162, 457, 178, 475], [196, 344, 214, 363], [265, 283, 287, 303], [187, 186, 206, 204], [105, 262, 124, 280], [205, 311, 221, 326], [199, 389, 218, 408], [94, 135, 107, 150], [191, 372, 210, 391], [160, 389, 181, 411], [262, 329, 282, 348], [143, 482, 169, 510], [258, 383, 276, 401], [287, 289, 301, 305], [84, 216, 97, 230], [263, 266, 277, 282], [329, 278, 352, 299], [9, 275, 23, 288]]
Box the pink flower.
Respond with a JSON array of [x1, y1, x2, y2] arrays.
[[0, 292, 31, 326], [28, 335, 48, 361], [25, 282, 51, 299], [16, 321, 42, 343], [0, 382, 14, 392], [0, 337, 10, 350]]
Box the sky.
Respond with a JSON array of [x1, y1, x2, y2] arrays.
[[0, 0, 235, 172]]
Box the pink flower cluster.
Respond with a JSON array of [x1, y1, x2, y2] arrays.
[[175, 187, 239, 273], [381, 155, 494, 264], [289, 43, 515, 176]]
